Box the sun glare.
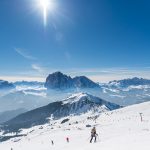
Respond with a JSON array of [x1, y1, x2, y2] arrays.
[[38, 0, 56, 26], [40, 0, 49, 9]]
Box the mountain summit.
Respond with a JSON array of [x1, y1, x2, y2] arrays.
[[45, 72, 73, 89], [44, 72, 99, 89]]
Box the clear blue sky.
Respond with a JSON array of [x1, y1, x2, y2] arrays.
[[0, 0, 150, 82]]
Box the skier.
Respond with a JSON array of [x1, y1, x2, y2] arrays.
[[90, 127, 97, 143], [66, 137, 69, 143], [139, 113, 143, 122], [51, 140, 54, 145], [11, 148, 13, 150]]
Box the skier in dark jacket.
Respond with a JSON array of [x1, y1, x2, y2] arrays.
[[90, 127, 97, 143], [66, 137, 69, 143], [51, 140, 54, 145]]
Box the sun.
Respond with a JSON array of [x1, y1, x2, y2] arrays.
[[38, 0, 56, 26], [40, 0, 49, 8]]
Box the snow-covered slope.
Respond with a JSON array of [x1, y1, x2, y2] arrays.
[[0, 93, 120, 133], [0, 101, 150, 150]]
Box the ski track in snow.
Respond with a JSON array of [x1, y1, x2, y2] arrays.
[[0, 102, 150, 150]]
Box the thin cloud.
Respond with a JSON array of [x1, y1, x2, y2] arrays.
[[15, 48, 37, 60], [31, 64, 45, 73]]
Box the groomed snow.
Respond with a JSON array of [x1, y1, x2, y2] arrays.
[[0, 101, 150, 150]]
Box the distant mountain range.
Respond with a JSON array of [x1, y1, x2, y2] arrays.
[[15, 73, 150, 90], [1, 93, 120, 133], [0, 73, 150, 113], [1, 73, 150, 90], [0, 80, 15, 90], [0, 108, 27, 124], [44, 72, 99, 89], [14, 81, 44, 87], [108, 77, 150, 88]]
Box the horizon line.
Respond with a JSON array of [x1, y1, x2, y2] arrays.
[[0, 74, 150, 83]]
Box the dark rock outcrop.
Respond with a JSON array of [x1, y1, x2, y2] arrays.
[[44, 72, 99, 89], [45, 72, 73, 89]]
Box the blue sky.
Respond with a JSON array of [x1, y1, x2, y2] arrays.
[[0, 0, 150, 82]]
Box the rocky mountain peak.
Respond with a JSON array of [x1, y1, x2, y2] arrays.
[[44, 72, 99, 89]]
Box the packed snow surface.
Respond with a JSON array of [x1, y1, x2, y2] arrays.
[[0, 101, 150, 150]]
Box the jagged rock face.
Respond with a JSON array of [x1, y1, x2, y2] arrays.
[[45, 72, 73, 89], [73, 76, 99, 88], [44, 72, 99, 89], [1, 93, 120, 132], [0, 80, 15, 90]]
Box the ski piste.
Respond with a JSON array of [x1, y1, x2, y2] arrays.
[[0, 101, 150, 150]]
